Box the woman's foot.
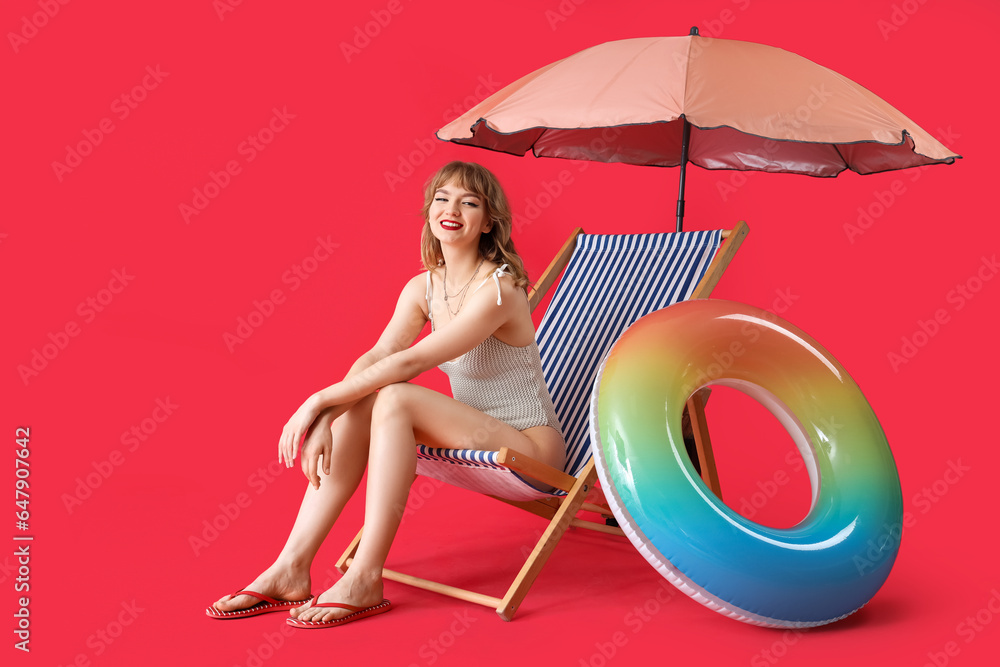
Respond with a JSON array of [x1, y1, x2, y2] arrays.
[[289, 569, 384, 623], [212, 562, 312, 613]]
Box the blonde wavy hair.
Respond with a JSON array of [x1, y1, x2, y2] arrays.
[[420, 161, 529, 289]]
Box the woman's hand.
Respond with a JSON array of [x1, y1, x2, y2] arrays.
[[300, 411, 335, 489], [278, 394, 323, 467]]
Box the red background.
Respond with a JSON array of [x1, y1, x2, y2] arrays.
[[4, 1, 997, 665]]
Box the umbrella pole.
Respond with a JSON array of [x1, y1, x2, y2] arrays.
[[676, 117, 691, 232]]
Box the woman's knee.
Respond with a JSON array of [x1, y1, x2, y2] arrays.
[[331, 393, 377, 441], [371, 382, 416, 420]]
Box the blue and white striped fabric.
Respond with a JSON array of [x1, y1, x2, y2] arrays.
[[538, 230, 723, 479], [415, 230, 723, 501]]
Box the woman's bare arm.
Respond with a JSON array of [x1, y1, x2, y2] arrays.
[[278, 273, 429, 469], [317, 275, 517, 407], [279, 273, 520, 468]]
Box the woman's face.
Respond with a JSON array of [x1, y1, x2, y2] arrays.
[[428, 178, 492, 250]]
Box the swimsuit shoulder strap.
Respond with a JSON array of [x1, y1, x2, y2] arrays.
[[472, 264, 510, 305], [425, 270, 436, 329]]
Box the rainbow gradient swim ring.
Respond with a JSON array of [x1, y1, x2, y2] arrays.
[[590, 299, 903, 627]]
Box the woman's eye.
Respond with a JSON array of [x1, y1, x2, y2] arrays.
[[463, 201, 479, 207], [434, 197, 447, 202]]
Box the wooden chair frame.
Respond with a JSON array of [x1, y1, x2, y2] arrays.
[[336, 221, 749, 620]]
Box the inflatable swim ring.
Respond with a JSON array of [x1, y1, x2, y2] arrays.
[[590, 299, 903, 627]]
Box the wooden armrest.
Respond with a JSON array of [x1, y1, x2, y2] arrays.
[[689, 220, 748, 300], [497, 447, 578, 494], [528, 227, 583, 313]]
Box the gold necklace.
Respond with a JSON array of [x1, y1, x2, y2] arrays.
[[443, 258, 485, 318]]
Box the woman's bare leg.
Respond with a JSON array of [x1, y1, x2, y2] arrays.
[[213, 393, 377, 612], [293, 382, 558, 623]]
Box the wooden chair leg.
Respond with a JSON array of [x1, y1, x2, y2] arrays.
[[335, 526, 364, 574], [496, 459, 599, 621], [686, 389, 722, 499]]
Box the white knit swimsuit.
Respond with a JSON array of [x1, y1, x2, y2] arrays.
[[425, 265, 562, 433]]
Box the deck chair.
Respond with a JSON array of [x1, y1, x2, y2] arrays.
[[337, 221, 749, 620]]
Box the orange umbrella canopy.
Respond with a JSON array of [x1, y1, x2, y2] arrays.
[[438, 32, 959, 227]]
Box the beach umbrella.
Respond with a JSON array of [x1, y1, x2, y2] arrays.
[[437, 28, 960, 231]]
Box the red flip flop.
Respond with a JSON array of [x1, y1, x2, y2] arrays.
[[285, 599, 393, 628], [206, 590, 313, 619]]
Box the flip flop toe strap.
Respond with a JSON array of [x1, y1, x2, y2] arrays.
[[207, 590, 312, 617], [292, 599, 393, 626]]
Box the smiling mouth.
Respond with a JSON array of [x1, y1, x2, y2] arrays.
[[440, 220, 463, 230]]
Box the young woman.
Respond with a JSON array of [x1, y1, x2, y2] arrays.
[[208, 161, 565, 628]]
